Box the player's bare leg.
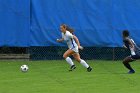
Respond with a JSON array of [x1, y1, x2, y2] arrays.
[[73, 53, 92, 72], [63, 49, 76, 71], [123, 56, 135, 74]]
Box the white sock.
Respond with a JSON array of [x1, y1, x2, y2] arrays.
[[80, 59, 89, 68], [65, 57, 74, 66]]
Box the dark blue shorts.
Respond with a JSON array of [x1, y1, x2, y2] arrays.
[[130, 54, 140, 60]]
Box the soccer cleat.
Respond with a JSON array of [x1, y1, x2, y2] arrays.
[[69, 65, 76, 71], [128, 70, 135, 74], [87, 66, 92, 72]]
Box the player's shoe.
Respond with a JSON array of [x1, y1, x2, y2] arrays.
[[87, 66, 92, 72], [69, 65, 76, 71], [128, 70, 135, 74]]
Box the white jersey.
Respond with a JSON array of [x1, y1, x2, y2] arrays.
[[62, 31, 78, 49]]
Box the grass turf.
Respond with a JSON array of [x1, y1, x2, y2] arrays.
[[0, 60, 140, 93]]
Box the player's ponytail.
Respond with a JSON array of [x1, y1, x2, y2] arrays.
[[66, 26, 74, 34], [61, 24, 75, 34]]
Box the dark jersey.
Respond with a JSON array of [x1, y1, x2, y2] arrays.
[[123, 37, 140, 56]]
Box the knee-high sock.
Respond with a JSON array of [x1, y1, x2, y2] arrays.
[[65, 57, 74, 66], [80, 59, 89, 68]]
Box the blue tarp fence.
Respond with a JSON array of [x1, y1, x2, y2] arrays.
[[0, 0, 140, 47]]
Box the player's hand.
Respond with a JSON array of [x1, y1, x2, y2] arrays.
[[78, 46, 84, 50], [56, 39, 61, 42], [123, 45, 127, 49], [56, 38, 64, 42]]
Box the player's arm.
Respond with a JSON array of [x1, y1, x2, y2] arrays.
[[128, 39, 135, 55], [128, 39, 134, 49], [123, 44, 127, 49], [73, 35, 83, 50], [56, 38, 64, 42], [73, 35, 80, 46]]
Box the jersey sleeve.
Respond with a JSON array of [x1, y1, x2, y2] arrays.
[[67, 31, 73, 38]]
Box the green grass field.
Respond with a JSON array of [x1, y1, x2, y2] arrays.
[[0, 60, 140, 93]]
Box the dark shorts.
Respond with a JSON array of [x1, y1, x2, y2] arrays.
[[130, 54, 140, 60]]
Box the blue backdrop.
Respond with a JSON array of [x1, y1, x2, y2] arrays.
[[0, 0, 30, 47], [0, 0, 140, 47]]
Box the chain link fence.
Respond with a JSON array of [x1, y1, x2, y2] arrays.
[[0, 46, 131, 60], [29, 46, 130, 60]]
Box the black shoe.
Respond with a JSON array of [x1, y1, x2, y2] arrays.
[[128, 70, 135, 74], [69, 65, 76, 71], [87, 66, 92, 72]]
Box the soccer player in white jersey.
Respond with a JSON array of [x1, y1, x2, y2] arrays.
[[57, 24, 92, 72]]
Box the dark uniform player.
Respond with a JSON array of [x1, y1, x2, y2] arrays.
[[122, 30, 140, 74]]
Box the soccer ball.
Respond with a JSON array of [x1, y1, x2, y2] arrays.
[[20, 65, 29, 72]]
